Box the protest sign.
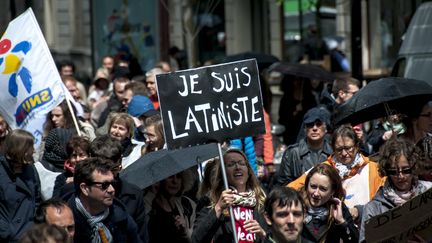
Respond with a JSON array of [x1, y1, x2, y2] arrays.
[[0, 8, 68, 144], [156, 59, 265, 149], [365, 187, 432, 242]]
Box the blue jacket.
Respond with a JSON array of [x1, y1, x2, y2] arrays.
[[0, 156, 41, 242], [68, 195, 142, 243]]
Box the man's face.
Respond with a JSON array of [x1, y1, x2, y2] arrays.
[[65, 80, 80, 101], [46, 206, 75, 238], [122, 89, 134, 108], [145, 124, 163, 151], [146, 76, 157, 96], [114, 82, 128, 100], [102, 57, 114, 73], [82, 170, 115, 209], [305, 120, 327, 142], [339, 84, 359, 103], [265, 201, 304, 243], [61, 65, 74, 76]]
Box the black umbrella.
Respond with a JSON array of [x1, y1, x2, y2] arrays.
[[224, 52, 280, 71], [334, 77, 432, 125], [268, 62, 336, 82], [120, 143, 219, 189]]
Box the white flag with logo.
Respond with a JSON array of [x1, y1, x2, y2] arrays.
[[0, 8, 69, 144]]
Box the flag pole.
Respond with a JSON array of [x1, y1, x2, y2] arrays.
[[217, 142, 238, 243], [65, 98, 82, 137]]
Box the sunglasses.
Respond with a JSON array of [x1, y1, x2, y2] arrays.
[[87, 180, 117, 190], [334, 145, 356, 154], [386, 166, 414, 176]]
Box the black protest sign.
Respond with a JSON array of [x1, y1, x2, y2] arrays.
[[365, 187, 432, 242], [156, 59, 265, 149]]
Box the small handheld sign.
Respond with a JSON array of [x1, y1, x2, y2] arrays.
[[156, 59, 265, 149]]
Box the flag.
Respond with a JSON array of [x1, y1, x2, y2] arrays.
[[0, 8, 71, 144]]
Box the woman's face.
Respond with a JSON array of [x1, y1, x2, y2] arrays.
[[51, 106, 65, 128], [307, 173, 334, 207], [387, 155, 414, 192], [225, 152, 249, 192], [163, 174, 182, 196], [333, 136, 358, 165], [66, 148, 89, 173], [110, 122, 129, 141]]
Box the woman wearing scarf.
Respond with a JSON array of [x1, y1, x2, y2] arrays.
[[108, 112, 144, 169], [289, 125, 386, 222], [360, 138, 432, 242], [192, 148, 267, 243], [301, 163, 358, 242]]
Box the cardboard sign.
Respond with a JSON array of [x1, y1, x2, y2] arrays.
[[365, 187, 432, 242], [156, 59, 265, 149]]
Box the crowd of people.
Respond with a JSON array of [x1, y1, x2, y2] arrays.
[[0, 55, 431, 243]]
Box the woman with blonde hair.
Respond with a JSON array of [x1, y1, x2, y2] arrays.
[[192, 148, 267, 243]]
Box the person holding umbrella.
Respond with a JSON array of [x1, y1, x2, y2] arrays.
[[360, 138, 432, 242], [192, 148, 267, 243], [289, 125, 385, 222]]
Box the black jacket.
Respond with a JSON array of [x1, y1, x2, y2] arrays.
[[301, 204, 359, 243], [276, 138, 332, 186], [192, 206, 267, 243], [0, 156, 41, 242], [68, 195, 141, 243]]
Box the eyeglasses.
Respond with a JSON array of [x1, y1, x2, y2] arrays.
[[226, 160, 247, 168], [386, 166, 414, 176], [419, 113, 432, 118], [305, 121, 324, 129], [334, 145, 356, 154], [87, 180, 117, 190]]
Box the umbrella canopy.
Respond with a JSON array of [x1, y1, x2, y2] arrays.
[[224, 52, 280, 71], [268, 62, 335, 82], [334, 77, 432, 125], [120, 143, 219, 189]]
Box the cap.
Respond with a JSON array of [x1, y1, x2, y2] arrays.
[[127, 95, 158, 118], [303, 107, 330, 126]]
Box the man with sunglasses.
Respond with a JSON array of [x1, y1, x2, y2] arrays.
[[68, 157, 141, 243], [276, 107, 333, 186]]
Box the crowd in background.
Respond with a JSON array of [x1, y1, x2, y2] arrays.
[[0, 53, 432, 243]]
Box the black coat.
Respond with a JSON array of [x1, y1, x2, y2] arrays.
[[0, 156, 41, 242], [192, 205, 267, 243], [301, 204, 358, 243], [68, 195, 141, 243], [276, 138, 332, 186]]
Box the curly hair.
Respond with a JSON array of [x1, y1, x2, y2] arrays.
[[378, 138, 421, 177]]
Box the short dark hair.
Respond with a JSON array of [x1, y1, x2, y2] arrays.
[[331, 124, 360, 149], [74, 157, 116, 194], [90, 134, 123, 164], [264, 186, 304, 217], [58, 60, 75, 73], [332, 77, 360, 96], [34, 198, 70, 224]]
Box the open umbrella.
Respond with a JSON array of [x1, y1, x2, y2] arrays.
[[224, 52, 280, 71], [120, 143, 219, 189], [334, 77, 432, 125], [268, 62, 335, 82]]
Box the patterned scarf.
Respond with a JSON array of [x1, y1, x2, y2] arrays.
[[304, 206, 329, 224], [75, 197, 112, 243], [333, 153, 362, 178], [383, 121, 406, 135], [232, 189, 257, 208], [383, 178, 432, 206]]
